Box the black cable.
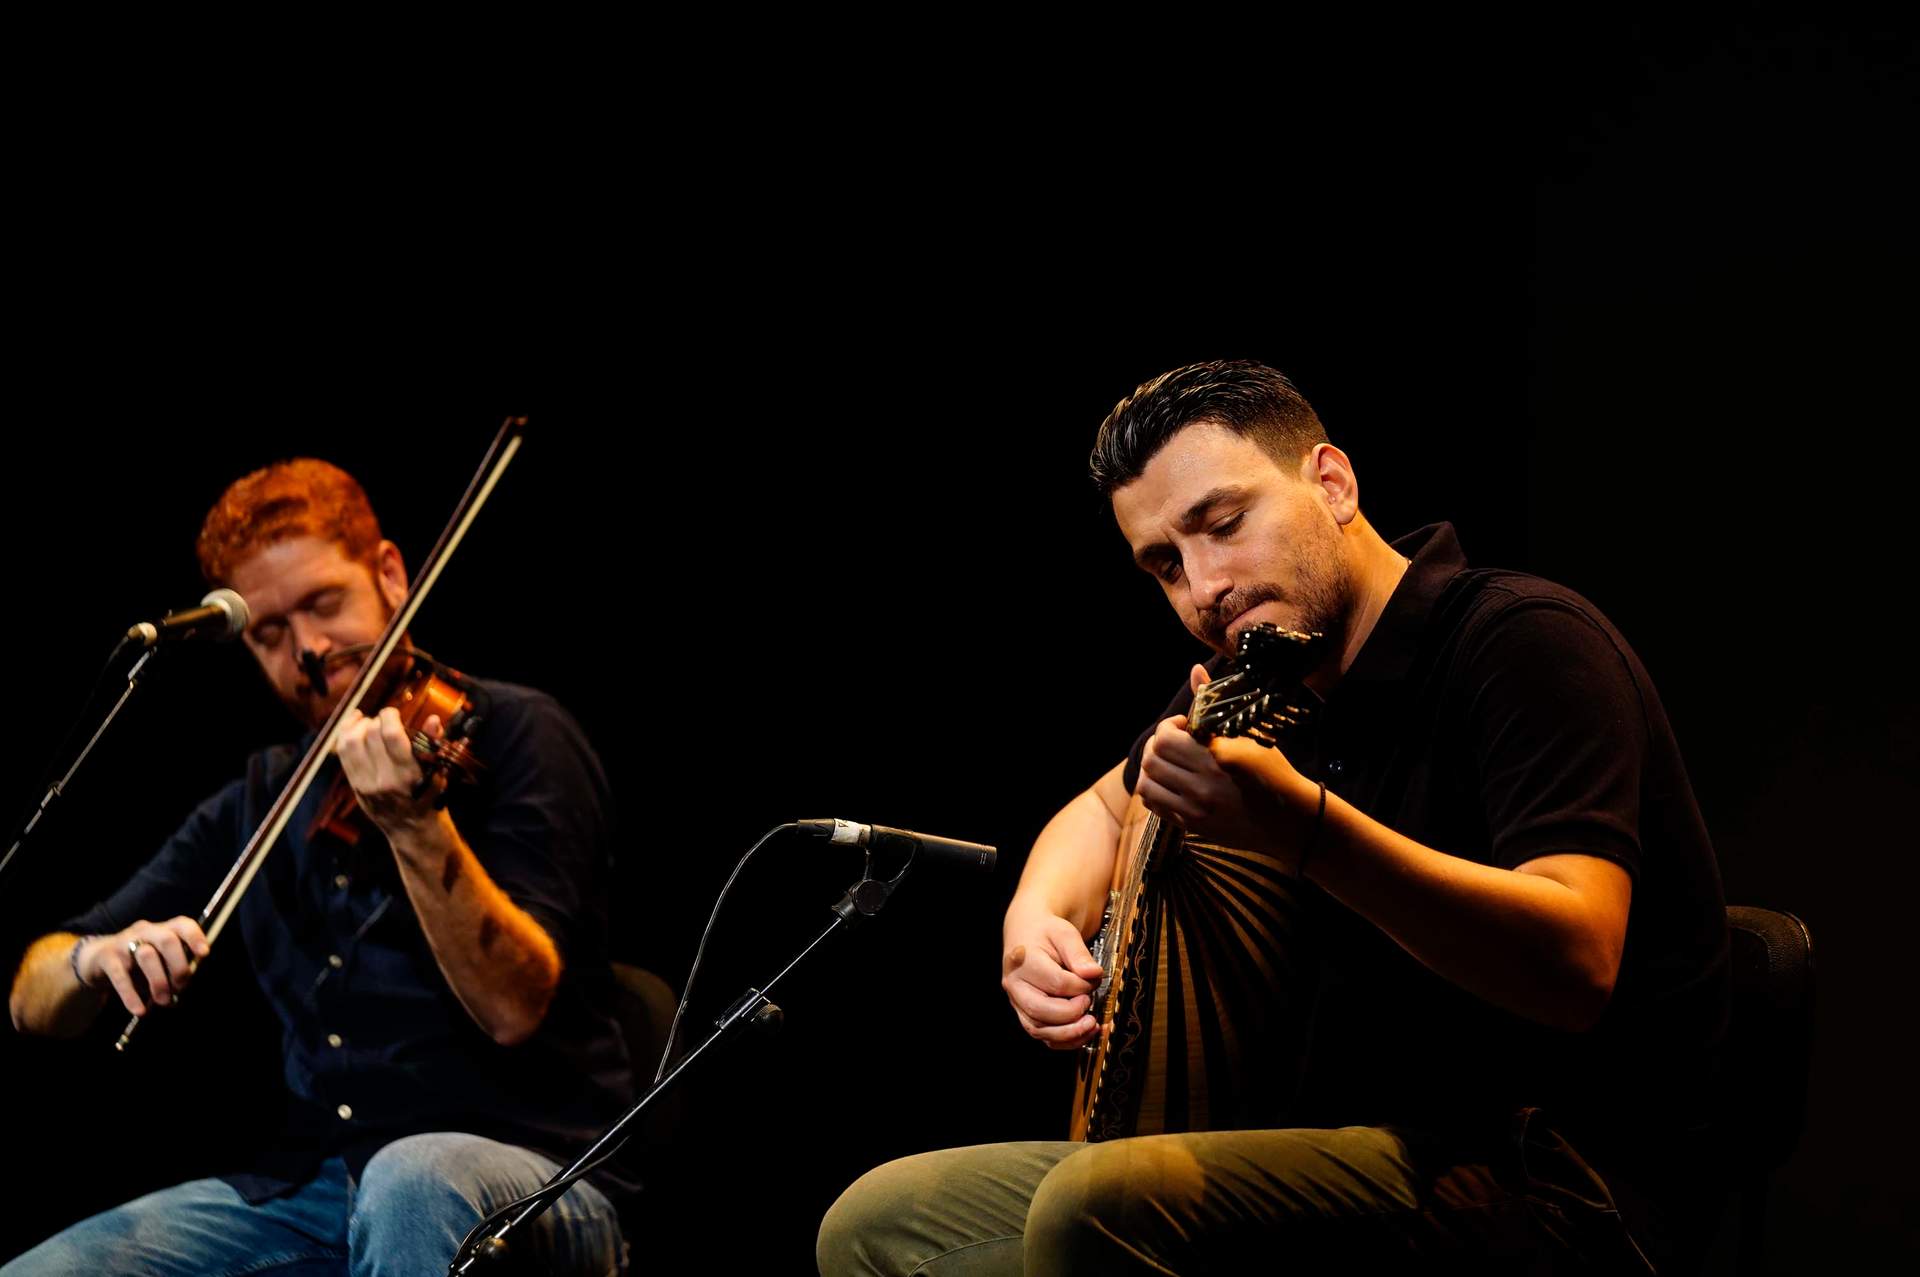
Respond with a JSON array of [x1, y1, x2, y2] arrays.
[[652, 821, 795, 1082], [449, 821, 799, 1270]]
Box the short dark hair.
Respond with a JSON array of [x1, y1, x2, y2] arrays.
[[1089, 360, 1329, 496]]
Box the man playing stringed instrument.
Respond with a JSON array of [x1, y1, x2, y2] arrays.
[[6, 460, 634, 1275], [820, 361, 1731, 1274]]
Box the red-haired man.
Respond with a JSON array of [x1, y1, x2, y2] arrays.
[[7, 460, 634, 1276]]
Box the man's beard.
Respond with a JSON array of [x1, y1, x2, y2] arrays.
[[1199, 543, 1351, 658], [294, 654, 361, 726]]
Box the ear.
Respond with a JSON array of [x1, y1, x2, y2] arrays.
[[1301, 444, 1360, 526], [372, 540, 409, 612]]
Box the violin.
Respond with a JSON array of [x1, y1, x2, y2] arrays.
[[306, 646, 489, 847]]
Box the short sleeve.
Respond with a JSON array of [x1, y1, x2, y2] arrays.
[[1462, 599, 1649, 878], [452, 688, 613, 967]]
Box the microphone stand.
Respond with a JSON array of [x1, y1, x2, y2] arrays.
[[448, 841, 919, 1274], [0, 639, 156, 888]]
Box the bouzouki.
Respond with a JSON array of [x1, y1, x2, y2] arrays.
[[1070, 622, 1324, 1142]]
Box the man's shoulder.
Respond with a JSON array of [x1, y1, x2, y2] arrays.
[[471, 677, 565, 716], [1442, 566, 1629, 652], [1425, 567, 1664, 744], [465, 678, 592, 742], [462, 678, 608, 789]]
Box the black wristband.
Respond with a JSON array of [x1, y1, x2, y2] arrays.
[[1296, 780, 1328, 878]]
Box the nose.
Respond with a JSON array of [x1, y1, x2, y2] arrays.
[[1186, 546, 1233, 614], [289, 616, 332, 664]]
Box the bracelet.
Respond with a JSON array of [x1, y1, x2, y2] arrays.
[[68, 935, 99, 988], [1295, 781, 1328, 879]]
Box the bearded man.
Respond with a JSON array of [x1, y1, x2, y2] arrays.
[[7, 459, 634, 1276], [819, 361, 1730, 1275]]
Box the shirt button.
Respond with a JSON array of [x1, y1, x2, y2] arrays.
[[1326, 759, 1346, 779], [336, 1104, 353, 1120], [334, 874, 350, 889], [328, 954, 344, 969], [326, 1033, 343, 1049]]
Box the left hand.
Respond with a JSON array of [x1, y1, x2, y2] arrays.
[[334, 706, 445, 838], [1137, 665, 1317, 866]]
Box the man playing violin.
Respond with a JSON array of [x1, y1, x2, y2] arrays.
[[819, 361, 1732, 1274], [6, 459, 634, 1275]]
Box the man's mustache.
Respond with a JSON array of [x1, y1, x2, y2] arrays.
[[295, 645, 375, 698], [1199, 584, 1285, 646]]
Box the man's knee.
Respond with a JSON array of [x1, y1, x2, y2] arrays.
[[816, 1155, 925, 1276], [1025, 1131, 1329, 1269], [359, 1133, 492, 1208], [352, 1131, 519, 1250], [1026, 1140, 1194, 1266]]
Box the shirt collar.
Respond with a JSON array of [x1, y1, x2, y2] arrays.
[[1338, 522, 1469, 685]]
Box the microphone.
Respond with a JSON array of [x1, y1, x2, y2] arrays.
[[127, 589, 251, 647], [798, 819, 996, 872]]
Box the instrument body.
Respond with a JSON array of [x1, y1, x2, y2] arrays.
[[1070, 623, 1324, 1141], [308, 649, 487, 846]]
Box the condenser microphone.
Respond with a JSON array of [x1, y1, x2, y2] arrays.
[[127, 589, 251, 647], [797, 819, 996, 872]]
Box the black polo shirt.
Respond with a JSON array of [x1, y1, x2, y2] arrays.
[[1126, 523, 1730, 1178], [65, 680, 639, 1204]]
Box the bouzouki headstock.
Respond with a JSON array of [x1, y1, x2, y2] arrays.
[[1186, 623, 1324, 746]]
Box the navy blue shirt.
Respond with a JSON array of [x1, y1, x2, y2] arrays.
[[66, 680, 639, 1203]]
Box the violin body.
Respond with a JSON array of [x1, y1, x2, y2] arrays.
[[309, 650, 487, 847]]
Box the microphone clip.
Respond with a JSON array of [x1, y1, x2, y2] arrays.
[[833, 873, 900, 921]]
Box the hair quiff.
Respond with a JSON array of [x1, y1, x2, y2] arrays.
[[1089, 359, 1330, 496], [196, 458, 383, 586]]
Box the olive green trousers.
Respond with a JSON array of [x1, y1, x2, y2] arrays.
[[816, 1113, 1663, 1275]]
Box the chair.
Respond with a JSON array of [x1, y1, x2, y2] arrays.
[[597, 959, 687, 1247], [609, 962, 680, 1089], [607, 962, 685, 1144], [1717, 906, 1815, 1275]]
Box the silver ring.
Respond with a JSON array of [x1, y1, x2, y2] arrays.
[[127, 939, 144, 957]]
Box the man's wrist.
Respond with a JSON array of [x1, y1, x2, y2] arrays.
[[1003, 897, 1063, 945], [381, 807, 457, 862], [68, 935, 100, 988]]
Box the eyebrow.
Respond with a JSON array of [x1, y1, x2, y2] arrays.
[[1132, 485, 1251, 570]]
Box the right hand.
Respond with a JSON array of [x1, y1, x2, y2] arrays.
[[1001, 911, 1107, 1050], [76, 918, 210, 1018]]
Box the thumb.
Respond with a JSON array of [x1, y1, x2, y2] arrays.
[[1052, 919, 1103, 977], [1189, 663, 1212, 695]]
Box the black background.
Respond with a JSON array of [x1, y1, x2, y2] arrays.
[[3, 18, 1914, 1272]]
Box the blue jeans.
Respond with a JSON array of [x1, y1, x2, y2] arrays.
[[1, 1132, 626, 1276]]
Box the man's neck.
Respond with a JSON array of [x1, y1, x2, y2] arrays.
[[1315, 515, 1411, 693]]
